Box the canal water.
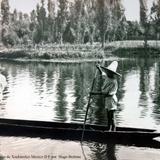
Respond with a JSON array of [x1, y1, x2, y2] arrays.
[[0, 58, 160, 160]]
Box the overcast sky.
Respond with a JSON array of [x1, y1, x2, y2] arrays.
[[123, 0, 154, 21], [9, 0, 155, 21]]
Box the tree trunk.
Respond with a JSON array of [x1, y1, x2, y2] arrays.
[[60, 33, 63, 44], [144, 34, 148, 48], [143, 22, 149, 48], [90, 33, 93, 45], [101, 33, 105, 48]]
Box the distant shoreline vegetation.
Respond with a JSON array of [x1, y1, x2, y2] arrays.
[[113, 47, 160, 57], [0, 43, 105, 60], [0, 41, 160, 60], [108, 40, 160, 57], [1, 0, 160, 51]]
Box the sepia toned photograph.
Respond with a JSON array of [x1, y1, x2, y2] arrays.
[[0, 0, 160, 159]]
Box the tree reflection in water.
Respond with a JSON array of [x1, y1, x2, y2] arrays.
[[89, 142, 117, 160], [152, 61, 160, 121], [55, 65, 67, 122]]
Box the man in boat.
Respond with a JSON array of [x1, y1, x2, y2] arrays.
[[93, 61, 121, 131]]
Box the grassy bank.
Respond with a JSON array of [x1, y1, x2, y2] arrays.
[[112, 47, 160, 57], [0, 41, 160, 60], [105, 40, 160, 49], [105, 40, 160, 57], [0, 43, 107, 59]]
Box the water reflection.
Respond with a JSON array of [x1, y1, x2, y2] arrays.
[[72, 64, 87, 122], [0, 136, 160, 160], [117, 59, 160, 129], [152, 61, 160, 123], [89, 142, 117, 160], [0, 59, 160, 129], [138, 59, 150, 118]]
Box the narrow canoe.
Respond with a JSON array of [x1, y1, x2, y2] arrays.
[[0, 118, 159, 148]]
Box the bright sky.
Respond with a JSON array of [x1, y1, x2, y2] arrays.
[[9, 0, 40, 13], [9, 0, 155, 21], [123, 0, 155, 21]]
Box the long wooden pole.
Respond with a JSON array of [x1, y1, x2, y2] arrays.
[[81, 66, 99, 142]]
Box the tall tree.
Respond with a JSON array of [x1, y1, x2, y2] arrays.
[[18, 11, 23, 21], [13, 12, 30, 44], [39, 0, 47, 41], [13, 9, 18, 22], [67, 0, 88, 43], [68, 0, 79, 43], [30, 9, 37, 31], [30, 10, 37, 43], [78, 1, 89, 43], [140, 0, 148, 24], [57, 0, 68, 44], [34, 1, 47, 43], [48, 0, 56, 42], [0, 0, 2, 43], [1, 0, 9, 25], [33, 4, 42, 43], [48, 0, 55, 18], [139, 0, 148, 47], [151, 0, 160, 40], [1, 0, 10, 45], [96, 0, 114, 48], [84, 0, 97, 44], [110, 0, 126, 41]]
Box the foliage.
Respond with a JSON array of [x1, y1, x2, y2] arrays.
[[139, 0, 148, 25], [150, 0, 160, 40], [96, 0, 111, 47], [1, 0, 9, 25], [56, 0, 68, 44], [33, 26, 42, 44], [1, 25, 19, 46], [113, 47, 160, 57], [36, 1, 47, 42], [0, 0, 160, 47]]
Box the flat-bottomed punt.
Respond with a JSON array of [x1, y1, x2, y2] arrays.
[[0, 118, 160, 148]]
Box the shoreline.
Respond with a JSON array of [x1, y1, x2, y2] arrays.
[[0, 57, 123, 63], [0, 41, 160, 61]]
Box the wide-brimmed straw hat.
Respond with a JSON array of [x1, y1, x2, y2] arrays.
[[101, 61, 121, 76]]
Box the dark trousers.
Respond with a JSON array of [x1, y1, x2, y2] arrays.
[[107, 109, 116, 131]]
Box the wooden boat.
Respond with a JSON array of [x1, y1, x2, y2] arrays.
[[0, 118, 160, 148]]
